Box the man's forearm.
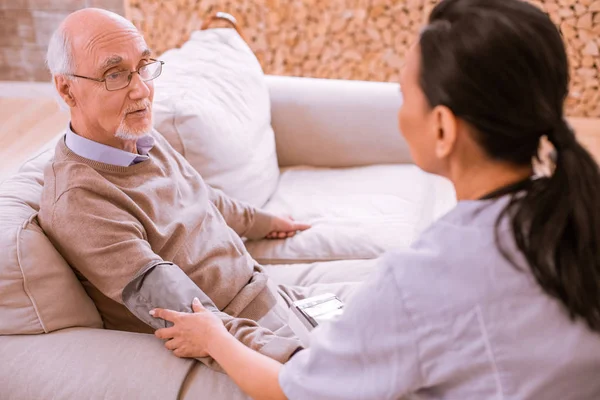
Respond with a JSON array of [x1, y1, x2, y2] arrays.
[[207, 184, 273, 239], [208, 332, 287, 400], [219, 313, 302, 364]]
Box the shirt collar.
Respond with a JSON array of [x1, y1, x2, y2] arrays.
[[64, 124, 155, 167]]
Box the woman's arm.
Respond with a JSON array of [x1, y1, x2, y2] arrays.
[[151, 298, 288, 400], [208, 329, 287, 400], [152, 254, 423, 400]]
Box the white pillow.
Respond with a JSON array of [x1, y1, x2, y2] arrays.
[[153, 28, 279, 207]]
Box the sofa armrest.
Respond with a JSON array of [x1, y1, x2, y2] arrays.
[[0, 328, 194, 400], [266, 76, 412, 168]]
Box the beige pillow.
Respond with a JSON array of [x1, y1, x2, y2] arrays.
[[0, 149, 102, 334], [153, 28, 280, 208]]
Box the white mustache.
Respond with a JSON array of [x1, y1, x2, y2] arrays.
[[124, 101, 151, 114]]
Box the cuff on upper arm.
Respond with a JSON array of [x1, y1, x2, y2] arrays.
[[122, 262, 219, 330]]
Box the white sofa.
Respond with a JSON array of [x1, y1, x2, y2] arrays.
[[0, 75, 456, 399]]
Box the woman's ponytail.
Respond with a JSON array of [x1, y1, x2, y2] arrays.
[[508, 120, 600, 331]]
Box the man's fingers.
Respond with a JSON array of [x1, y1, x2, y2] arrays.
[[277, 232, 287, 239], [150, 308, 179, 322], [293, 222, 311, 231], [155, 326, 177, 340]]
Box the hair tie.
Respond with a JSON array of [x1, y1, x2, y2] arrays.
[[548, 119, 576, 151]]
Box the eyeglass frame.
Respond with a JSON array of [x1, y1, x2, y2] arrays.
[[67, 59, 165, 91]]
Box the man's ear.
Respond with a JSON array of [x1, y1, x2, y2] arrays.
[[432, 105, 457, 159], [55, 75, 76, 107]]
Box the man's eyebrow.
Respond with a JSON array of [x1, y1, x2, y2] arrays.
[[99, 55, 123, 71], [98, 49, 151, 72]]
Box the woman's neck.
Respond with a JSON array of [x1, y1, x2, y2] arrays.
[[450, 161, 533, 201]]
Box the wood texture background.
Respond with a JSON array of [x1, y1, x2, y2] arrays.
[[125, 0, 600, 118]]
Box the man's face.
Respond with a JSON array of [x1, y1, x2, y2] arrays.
[[69, 25, 154, 142]]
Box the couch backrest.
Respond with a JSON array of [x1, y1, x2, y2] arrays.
[[0, 148, 103, 335]]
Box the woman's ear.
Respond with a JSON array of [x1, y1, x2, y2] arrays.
[[432, 105, 457, 159], [55, 75, 76, 107]]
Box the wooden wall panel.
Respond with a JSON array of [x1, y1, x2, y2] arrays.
[[126, 0, 600, 117]]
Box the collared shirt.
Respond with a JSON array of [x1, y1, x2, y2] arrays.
[[64, 124, 155, 167]]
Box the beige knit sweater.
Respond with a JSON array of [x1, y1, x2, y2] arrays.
[[39, 131, 300, 362]]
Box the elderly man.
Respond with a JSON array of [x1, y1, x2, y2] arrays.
[[38, 8, 359, 366]]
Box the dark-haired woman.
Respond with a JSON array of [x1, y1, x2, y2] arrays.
[[150, 0, 600, 398]]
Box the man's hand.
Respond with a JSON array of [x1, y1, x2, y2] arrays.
[[151, 298, 228, 359], [265, 215, 311, 240]]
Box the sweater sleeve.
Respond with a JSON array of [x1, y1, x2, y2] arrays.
[[45, 187, 163, 303], [122, 263, 302, 368], [206, 184, 273, 240]]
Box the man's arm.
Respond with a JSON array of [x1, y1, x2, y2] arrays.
[[123, 263, 301, 366], [46, 187, 162, 303], [45, 187, 301, 364], [207, 185, 311, 240], [206, 184, 274, 239]]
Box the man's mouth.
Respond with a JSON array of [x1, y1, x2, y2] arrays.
[[127, 107, 148, 115]]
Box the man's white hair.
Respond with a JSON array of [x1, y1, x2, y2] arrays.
[[46, 24, 75, 78]]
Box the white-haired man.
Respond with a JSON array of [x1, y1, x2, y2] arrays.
[[39, 8, 360, 366]]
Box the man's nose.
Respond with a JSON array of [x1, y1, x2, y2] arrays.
[[128, 72, 151, 99]]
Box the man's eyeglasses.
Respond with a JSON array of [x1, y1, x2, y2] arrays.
[[68, 59, 165, 91]]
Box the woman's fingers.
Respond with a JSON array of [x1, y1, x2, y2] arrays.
[[165, 338, 181, 351], [191, 297, 205, 313], [173, 347, 189, 358], [155, 326, 177, 340], [150, 308, 179, 323]]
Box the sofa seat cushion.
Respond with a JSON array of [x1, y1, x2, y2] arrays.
[[263, 258, 379, 287], [245, 165, 456, 264], [0, 148, 103, 335], [153, 28, 280, 208], [0, 328, 198, 400]]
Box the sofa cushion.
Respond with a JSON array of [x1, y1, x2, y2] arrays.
[[0, 149, 103, 335], [0, 328, 197, 400], [263, 258, 380, 306], [245, 165, 456, 264], [153, 28, 280, 207]]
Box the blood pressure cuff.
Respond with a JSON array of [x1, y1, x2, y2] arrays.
[[121, 261, 303, 368], [122, 262, 219, 330]]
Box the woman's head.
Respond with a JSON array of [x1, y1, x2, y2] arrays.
[[402, 0, 600, 332], [399, 0, 568, 177]]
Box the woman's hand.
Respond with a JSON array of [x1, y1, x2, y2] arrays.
[[151, 298, 228, 358], [154, 300, 288, 400]]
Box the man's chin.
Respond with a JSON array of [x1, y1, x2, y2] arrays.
[[115, 123, 153, 140]]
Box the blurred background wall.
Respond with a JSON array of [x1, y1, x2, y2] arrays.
[[126, 0, 600, 118], [1, 0, 598, 117], [0, 0, 124, 81]]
